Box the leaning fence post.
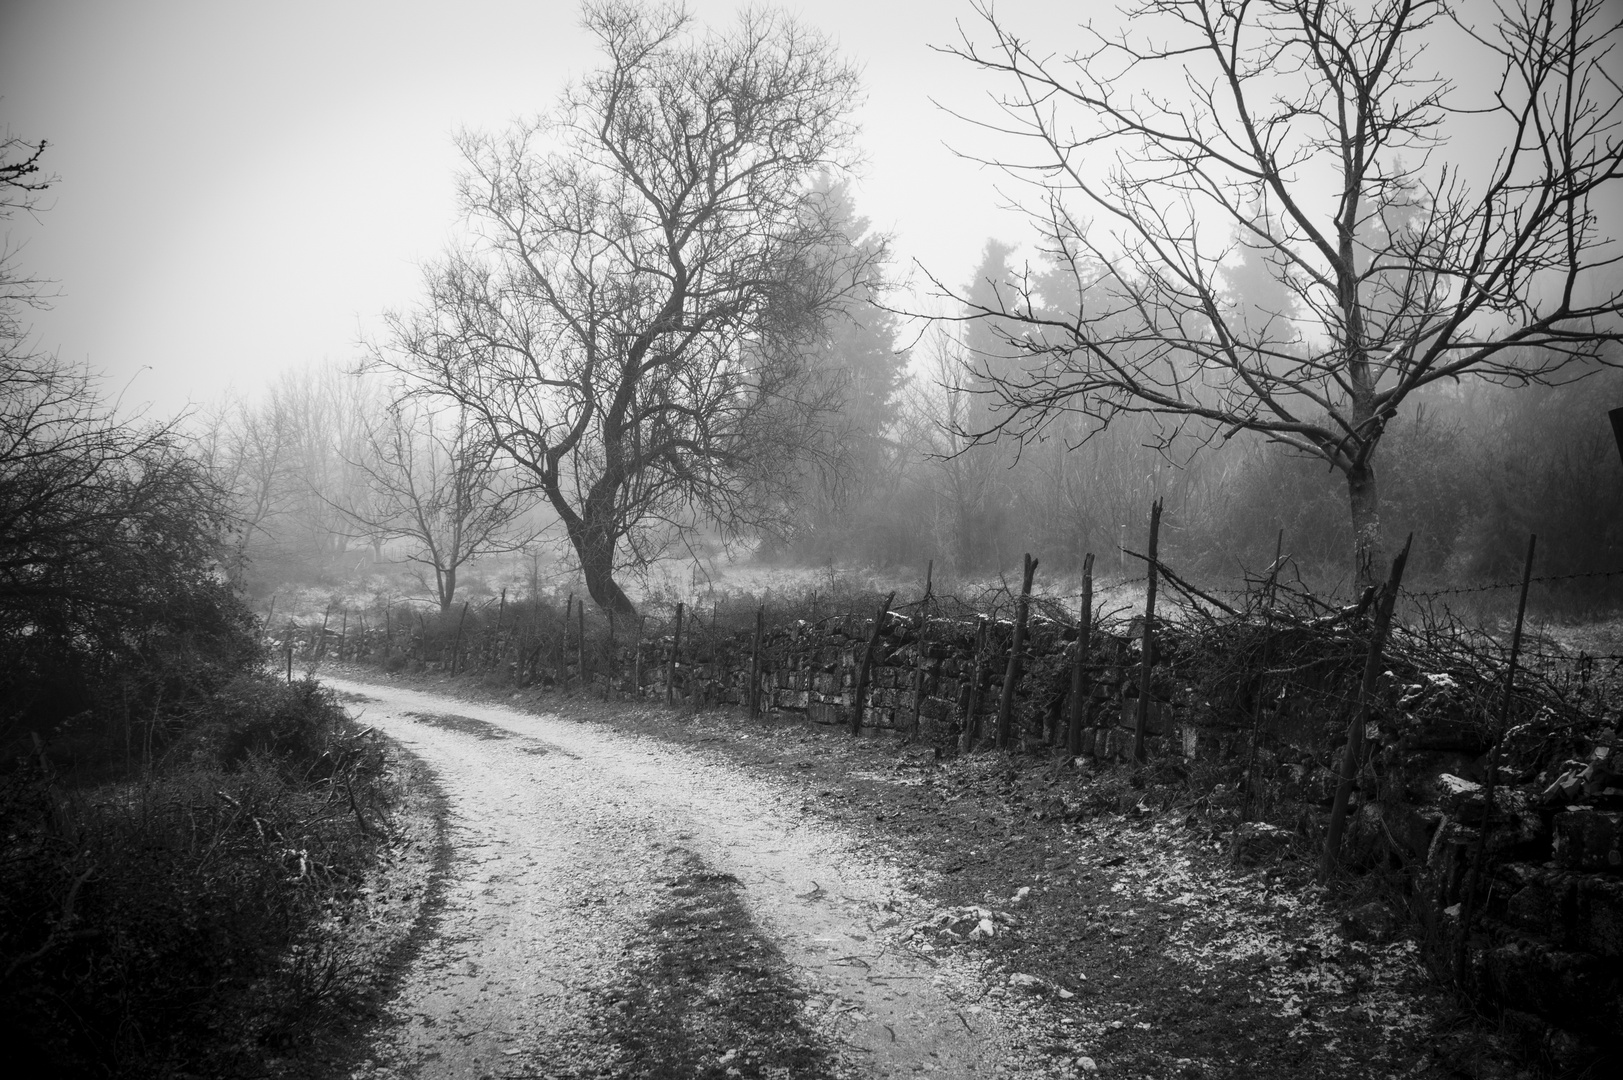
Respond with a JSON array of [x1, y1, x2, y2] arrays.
[[1321, 533, 1413, 880], [851, 592, 896, 735], [996, 554, 1039, 750], [962, 616, 990, 753], [317, 602, 332, 660], [666, 602, 683, 706], [1132, 500, 1163, 763], [1457, 533, 1537, 980], [1067, 553, 1095, 755]]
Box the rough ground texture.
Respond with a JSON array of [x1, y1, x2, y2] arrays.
[[327, 667, 1530, 1080], [329, 678, 1030, 1080]]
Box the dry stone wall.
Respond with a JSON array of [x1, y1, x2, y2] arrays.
[[293, 599, 1620, 1067]]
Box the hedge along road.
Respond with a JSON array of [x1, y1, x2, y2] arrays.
[[326, 676, 1031, 1080]]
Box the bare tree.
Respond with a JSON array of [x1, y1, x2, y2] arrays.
[[0, 130, 52, 347], [341, 402, 531, 612], [268, 365, 378, 561], [377, 1, 873, 615], [941, 0, 1623, 584]]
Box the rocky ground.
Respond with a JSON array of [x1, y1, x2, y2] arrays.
[[316, 665, 1530, 1080]]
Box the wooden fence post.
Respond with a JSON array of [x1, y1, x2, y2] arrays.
[[1321, 533, 1413, 880], [961, 616, 989, 753], [749, 605, 765, 718], [1242, 529, 1285, 822], [996, 554, 1038, 750], [633, 615, 644, 700], [317, 603, 332, 660], [285, 623, 294, 683], [1066, 553, 1095, 755], [559, 594, 572, 687], [578, 598, 587, 695], [851, 591, 896, 735], [911, 561, 933, 737], [606, 611, 615, 700], [1132, 500, 1163, 763], [666, 602, 683, 706], [1457, 533, 1536, 975], [495, 587, 507, 672], [338, 609, 348, 662]]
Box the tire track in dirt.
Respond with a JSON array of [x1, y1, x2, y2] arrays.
[[329, 678, 1023, 1079]]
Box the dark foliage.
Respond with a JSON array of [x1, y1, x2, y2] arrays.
[[0, 677, 393, 1079]]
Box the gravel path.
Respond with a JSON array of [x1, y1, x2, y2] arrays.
[[329, 678, 1025, 1080]]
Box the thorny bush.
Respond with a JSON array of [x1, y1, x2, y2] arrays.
[[0, 676, 398, 1078]]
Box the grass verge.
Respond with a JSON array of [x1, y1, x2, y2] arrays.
[[0, 675, 447, 1079]]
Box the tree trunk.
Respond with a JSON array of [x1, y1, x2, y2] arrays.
[[436, 565, 457, 613], [571, 524, 637, 618], [1348, 464, 1382, 590], [1322, 533, 1411, 880]]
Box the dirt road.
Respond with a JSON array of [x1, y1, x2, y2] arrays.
[[329, 678, 1035, 1080]]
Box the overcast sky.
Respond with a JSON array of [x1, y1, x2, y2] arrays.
[[1, 0, 1036, 418], [4, 1, 1619, 421]]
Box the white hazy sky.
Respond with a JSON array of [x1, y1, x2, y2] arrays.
[[0, 0, 1038, 418], [4, 1, 1618, 421]]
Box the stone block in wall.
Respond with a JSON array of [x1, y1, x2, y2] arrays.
[[1100, 726, 1136, 762], [1436, 774, 1532, 825], [1476, 935, 1621, 1038], [774, 689, 809, 710], [807, 701, 843, 725], [1426, 819, 1475, 902], [1386, 804, 1443, 862], [1575, 875, 1623, 958], [1119, 697, 1169, 735], [1503, 865, 1577, 941], [1553, 809, 1623, 872], [1267, 704, 1326, 756]]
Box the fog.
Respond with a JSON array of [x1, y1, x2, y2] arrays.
[[0, 0, 1029, 417], [5, 0, 1622, 616]]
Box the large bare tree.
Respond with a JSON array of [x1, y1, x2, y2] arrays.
[[379, 1, 873, 615], [941, 0, 1623, 584]]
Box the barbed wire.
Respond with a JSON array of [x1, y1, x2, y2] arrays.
[[1401, 567, 1623, 599]]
